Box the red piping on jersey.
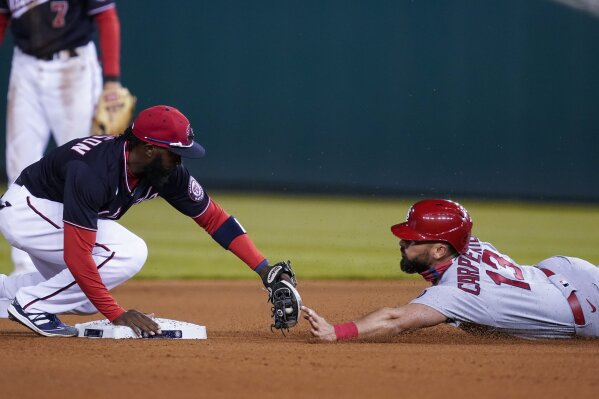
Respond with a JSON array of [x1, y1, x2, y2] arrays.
[[192, 197, 212, 219], [123, 143, 138, 192], [540, 268, 586, 326], [95, 7, 120, 79], [63, 220, 97, 232]]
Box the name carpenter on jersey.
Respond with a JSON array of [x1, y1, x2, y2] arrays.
[[457, 238, 483, 295]]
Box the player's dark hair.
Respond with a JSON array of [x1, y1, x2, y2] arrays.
[[122, 126, 145, 149], [446, 244, 458, 257]]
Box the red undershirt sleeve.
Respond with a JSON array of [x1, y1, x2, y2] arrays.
[[194, 200, 230, 235], [0, 13, 9, 45], [63, 224, 125, 321], [94, 8, 120, 80], [227, 234, 266, 270], [193, 200, 266, 269]]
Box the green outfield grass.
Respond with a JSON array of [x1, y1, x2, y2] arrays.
[[1, 189, 598, 279]]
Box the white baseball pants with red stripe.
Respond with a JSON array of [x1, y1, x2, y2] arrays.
[[536, 256, 599, 337], [0, 184, 147, 318]]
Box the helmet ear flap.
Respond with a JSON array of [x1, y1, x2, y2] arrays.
[[391, 199, 472, 254]]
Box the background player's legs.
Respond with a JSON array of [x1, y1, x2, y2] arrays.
[[5, 49, 53, 275], [43, 42, 102, 145], [5, 49, 52, 182]]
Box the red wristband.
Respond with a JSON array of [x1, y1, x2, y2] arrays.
[[334, 322, 358, 341]]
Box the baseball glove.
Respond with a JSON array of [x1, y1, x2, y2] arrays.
[[261, 260, 302, 332], [92, 85, 137, 135], [270, 280, 302, 331]]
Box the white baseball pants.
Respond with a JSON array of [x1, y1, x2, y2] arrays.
[[0, 184, 147, 318], [536, 256, 599, 337], [5, 41, 103, 273]]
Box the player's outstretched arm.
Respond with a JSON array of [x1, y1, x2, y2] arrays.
[[302, 304, 446, 342]]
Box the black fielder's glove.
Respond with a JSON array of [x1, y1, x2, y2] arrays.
[[270, 280, 302, 331], [260, 261, 302, 332]]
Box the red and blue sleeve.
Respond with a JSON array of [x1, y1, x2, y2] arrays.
[[193, 199, 268, 271]]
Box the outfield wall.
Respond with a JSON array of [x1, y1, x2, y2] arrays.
[[1, 1, 598, 201]]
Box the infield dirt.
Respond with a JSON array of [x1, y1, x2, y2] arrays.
[[1, 280, 598, 399]]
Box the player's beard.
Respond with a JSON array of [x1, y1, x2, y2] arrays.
[[143, 157, 175, 189], [400, 254, 430, 274]]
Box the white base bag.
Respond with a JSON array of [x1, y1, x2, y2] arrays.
[[75, 317, 207, 339]]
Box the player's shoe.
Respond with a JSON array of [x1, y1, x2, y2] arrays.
[[7, 299, 78, 337]]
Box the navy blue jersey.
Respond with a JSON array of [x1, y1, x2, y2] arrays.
[[0, 0, 114, 58], [18, 135, 210, 231]]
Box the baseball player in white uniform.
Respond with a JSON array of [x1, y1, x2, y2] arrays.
[[0, 0, 122, 274], [303, 199, 599, 341]]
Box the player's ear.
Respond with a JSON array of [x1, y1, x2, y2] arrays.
[[432, 243, 450, 260]]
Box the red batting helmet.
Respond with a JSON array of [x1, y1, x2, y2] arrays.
[[391, 199, 473, 254]]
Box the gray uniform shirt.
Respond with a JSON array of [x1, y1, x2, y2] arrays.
[[411, 237, 576, 339]]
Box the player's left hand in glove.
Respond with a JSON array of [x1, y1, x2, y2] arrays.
[[259, 260, 302, 332], [92, 82, 137, 135]]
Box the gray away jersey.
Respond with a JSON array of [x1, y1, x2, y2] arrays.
[[411, 237, 576, 339]]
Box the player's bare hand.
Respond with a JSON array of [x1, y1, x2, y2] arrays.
[[102, 80, 122, 92], [112, 310, 161, 337], [301, 305, 336, 342]]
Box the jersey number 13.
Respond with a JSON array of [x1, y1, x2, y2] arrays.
[[482, 250, 531, 290]]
